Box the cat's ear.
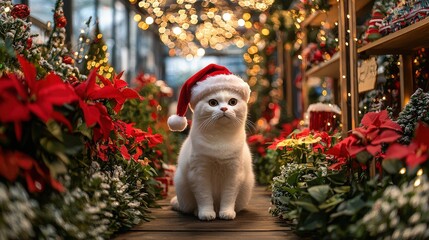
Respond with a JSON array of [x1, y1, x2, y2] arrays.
[[168, 115, 188, 132]]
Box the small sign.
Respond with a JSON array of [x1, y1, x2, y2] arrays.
[[358, 57, 377, 93]]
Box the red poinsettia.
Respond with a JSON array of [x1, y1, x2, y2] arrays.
[[133, 73, 157, 91], [0, 148, 64, 193], [348, 110, 402, 157], [327, 136, 355, 170], [384, 122, 429, 168], [97, 72, 141, 113], [0, 56, 78, 140]]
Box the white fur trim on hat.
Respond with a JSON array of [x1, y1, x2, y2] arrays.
[[190, 74, 251, 106], [167, 114, 188, 132]]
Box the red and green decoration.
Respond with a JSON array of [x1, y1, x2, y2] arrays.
[[0, 0, 174, 238]]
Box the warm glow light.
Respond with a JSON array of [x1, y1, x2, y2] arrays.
[[414, 178, 421, 187], [173, 26, 182, 35], [261, 28, 270, 36], [145, 16, 154, 25], [222, 13, 231, 21], [197, 48, 205, 57], [238, 19, 245, 27], [243, 12, 251, 21], [133, 14, 141, 22]]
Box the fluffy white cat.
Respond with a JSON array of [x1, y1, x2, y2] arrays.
[[170, 89, 255, 221]]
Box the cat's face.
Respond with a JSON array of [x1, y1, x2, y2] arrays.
[[192, 90, 247, 129]]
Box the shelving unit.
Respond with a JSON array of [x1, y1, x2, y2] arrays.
[[293, 0, 429, 134], [358, 17, 429, 55], [305, 52, 340, 77], [346, 0, 429, 130]]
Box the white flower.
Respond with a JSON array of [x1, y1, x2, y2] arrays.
[[409, 212, 421, 224]]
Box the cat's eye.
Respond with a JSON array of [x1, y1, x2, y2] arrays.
[[208, 99, 218, 106], [228, 98, 238, 106]]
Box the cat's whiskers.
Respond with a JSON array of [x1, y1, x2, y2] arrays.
[[198, 115, 215, 132]]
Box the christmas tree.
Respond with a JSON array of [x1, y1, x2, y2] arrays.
[[395, 88, 429, 144], [80, 22, 113, 78]]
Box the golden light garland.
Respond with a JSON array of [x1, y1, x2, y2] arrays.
[[130, 0, 275, 58]]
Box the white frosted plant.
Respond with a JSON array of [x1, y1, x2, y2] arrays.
[[361, 175, 429, 239]]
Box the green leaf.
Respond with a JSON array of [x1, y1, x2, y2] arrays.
[[282, 186, 299, 195], [330, 195, 366, 219], [298, 212, 325, 231], [356, 151, 373, 164], [45, 160, 67, 178], [327, 171, 347, 185], [40, 137, 65, 153], [293, 200, 319, 213], [382, 159, 404, 174], [46, 120, 63, 141], [286, 171, 300, 186], [333, 186, 351, 193], [63, 134, 84, 155], [308, 185, 330, 203], [319, 194, 344, 210]]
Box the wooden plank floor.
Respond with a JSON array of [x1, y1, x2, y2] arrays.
[[114, 186, 300, 240]]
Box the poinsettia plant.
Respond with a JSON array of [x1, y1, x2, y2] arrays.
[[247, 120, 300, 184], [0, 0, 168, 238], [327, 110, 403, 179]]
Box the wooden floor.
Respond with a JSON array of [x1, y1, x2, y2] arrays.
[[114, 186, 300, 240]]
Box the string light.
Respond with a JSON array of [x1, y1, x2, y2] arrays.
[[130, 0, 274, 57]]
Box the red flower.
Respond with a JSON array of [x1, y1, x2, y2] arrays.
[[74, 69, 122, 140], [385, 122, 429, 168], [0, 148, 64, 193], [327, 136, 354, 170], [106, 72, 141, 113], [348, 110, 402, 157], [143, 127, 163, 147], [11, 4, 30, 19], [0, 56, 78, 140], [247, 134, 265, 144]]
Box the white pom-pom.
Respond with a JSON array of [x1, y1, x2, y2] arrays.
[[167, 115, 188, 132]]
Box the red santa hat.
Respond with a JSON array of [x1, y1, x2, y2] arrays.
[[167, 63, 251, 132]]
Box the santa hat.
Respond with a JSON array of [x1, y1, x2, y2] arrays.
[[167, 64, 251, 132]]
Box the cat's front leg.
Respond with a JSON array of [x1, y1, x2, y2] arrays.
[[219, 174, 241, 220], [188, 168, 216, 221]]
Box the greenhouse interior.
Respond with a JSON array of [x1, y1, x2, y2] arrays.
[[1, 0, 429, 239]]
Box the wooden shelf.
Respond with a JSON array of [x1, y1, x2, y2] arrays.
[[301, 2, 338, 27], [356, 0, 374, 12], [305, 53, 340, 78], [358, 17, 429, 55], [301, 0, 372, 27]]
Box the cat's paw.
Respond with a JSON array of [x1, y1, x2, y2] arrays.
[[219, 210, 236, 220], [198, 210, 216, 221], [170, 196, 179, 211]]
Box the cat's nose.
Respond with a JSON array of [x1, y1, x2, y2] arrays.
[[220, 107, 228, 112]]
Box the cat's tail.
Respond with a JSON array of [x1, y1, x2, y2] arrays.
[[170, 196, 180, 211]]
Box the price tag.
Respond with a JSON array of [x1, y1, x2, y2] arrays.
[[358, 57, 377, 93]]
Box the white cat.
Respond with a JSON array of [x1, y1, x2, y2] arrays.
[[170, 89, 255, 221]]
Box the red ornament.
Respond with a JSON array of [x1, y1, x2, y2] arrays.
[[313, 49, 324, 62], [11, 4, 30, 19], [26, 38, 32, 49], [56, 16, 67, 28], [62, 55, 74, 64]]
